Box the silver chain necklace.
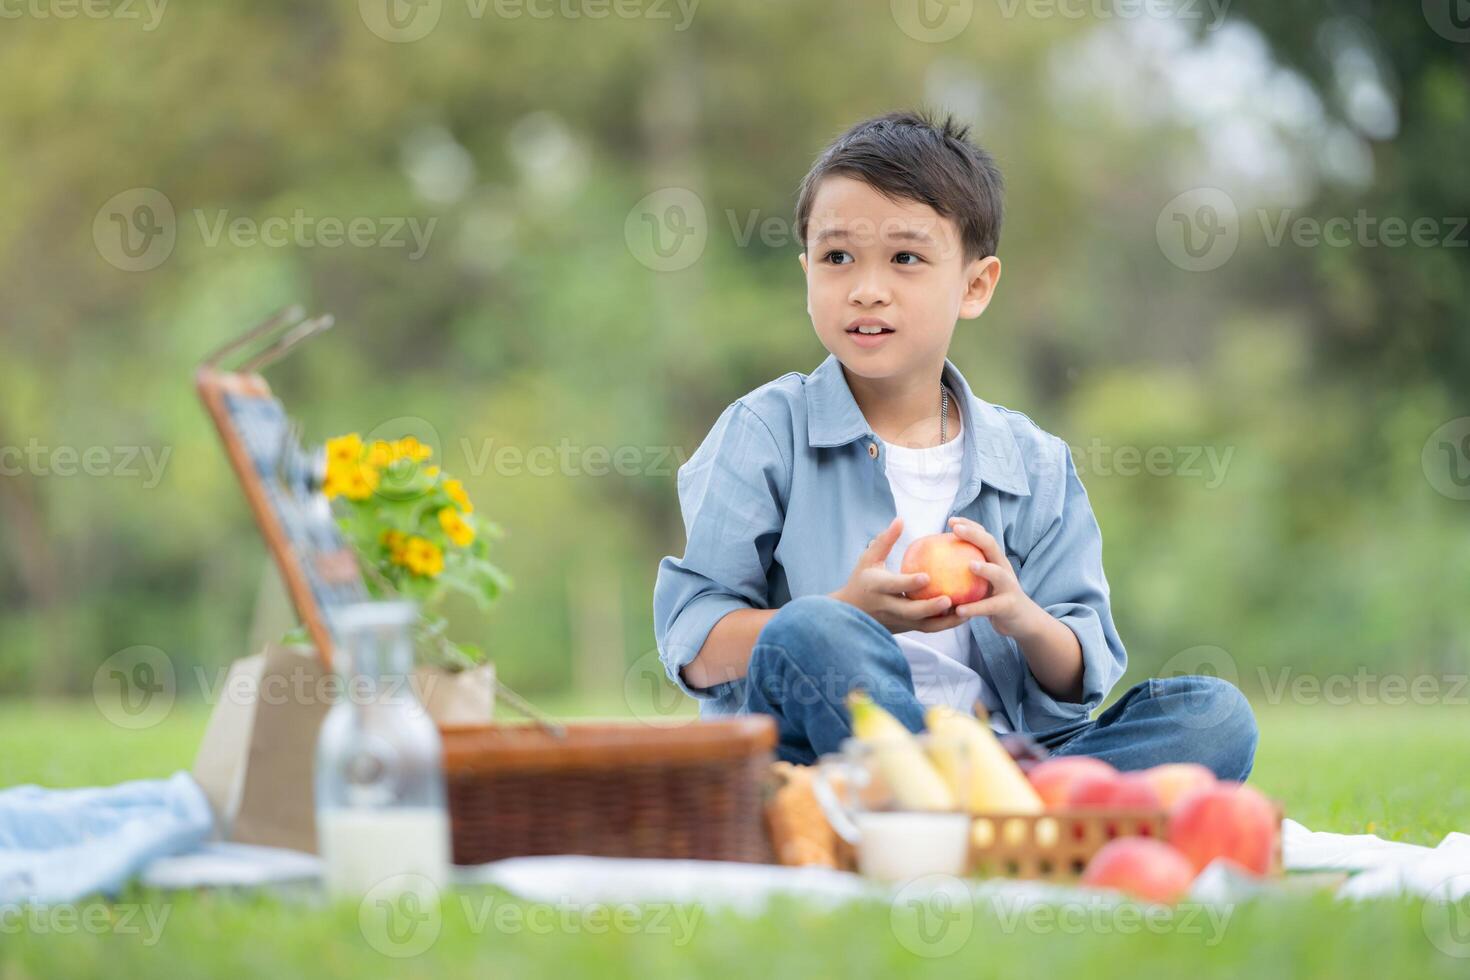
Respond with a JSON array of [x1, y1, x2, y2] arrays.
[[939, 383, 950, 445]]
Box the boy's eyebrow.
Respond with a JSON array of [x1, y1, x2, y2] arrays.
[[810, 227, 938, 246]]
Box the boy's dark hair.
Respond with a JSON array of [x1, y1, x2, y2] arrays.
[[794, 109, 1004, 262]]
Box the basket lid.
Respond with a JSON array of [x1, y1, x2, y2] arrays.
[[440, 716, 777, 773]]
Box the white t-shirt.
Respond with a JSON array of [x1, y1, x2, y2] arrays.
[[878, 398, 1011, 733]]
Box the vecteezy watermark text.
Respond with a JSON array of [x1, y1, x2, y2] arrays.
[[355, 874, 703, 958], [0, 0, 167, 30], [1157, 188, 1469, 272], [1069, 439, 1233, 488], [193, 209, 436, 260], [0, 440, 171, 488], [889, 874, 1233, 958], [93, 188, 437, 272], [358, 0, 698, 43], [458, 437, 690, 478], [890, 0, 1231, 44], [1, 901, 171, 945], [1258, 667, 1469, 707]]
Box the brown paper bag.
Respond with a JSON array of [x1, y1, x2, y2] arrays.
[[191, 645, 497, 853], [191, 643, 331, 853], [415, 662, 496, 727]]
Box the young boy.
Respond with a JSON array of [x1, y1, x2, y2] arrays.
[[652, 110, 1257, 778]]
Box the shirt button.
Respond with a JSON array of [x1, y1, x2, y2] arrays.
[[867, 442, 879, 459]]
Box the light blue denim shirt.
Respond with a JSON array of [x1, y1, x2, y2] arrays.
[[652, 353, 1127, 735]]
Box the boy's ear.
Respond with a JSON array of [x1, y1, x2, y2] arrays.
[[958, 255, 1002, 320], [797, 251, 813, 318]]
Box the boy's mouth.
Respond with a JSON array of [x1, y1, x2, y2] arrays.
[[846, 319, 896, 349], [846, 318, 895, 336]]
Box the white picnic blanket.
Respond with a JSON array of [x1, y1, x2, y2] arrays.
[[1281, 818, 1470, 902], [134, 816, 1470, 907], [12, 772, 1465, 907]]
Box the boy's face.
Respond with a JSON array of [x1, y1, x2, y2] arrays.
[[798, 175, 1001, 382]]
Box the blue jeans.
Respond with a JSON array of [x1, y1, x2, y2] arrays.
[[742, 595, 1258, 779]]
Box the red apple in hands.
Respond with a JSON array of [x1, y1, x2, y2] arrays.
[[900, 532, 992, 606], [1167, 782, 1276, 876], [1082, 838, 1197, 904], [1026, 756, 1118, 810], [1142, 763, 1217, 811]]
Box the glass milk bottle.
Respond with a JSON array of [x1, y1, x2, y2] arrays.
[[315, 601, 451, 899]]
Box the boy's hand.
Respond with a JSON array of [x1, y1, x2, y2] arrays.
[[829, 517, 970, 634], [945, 516, 1050, 640]]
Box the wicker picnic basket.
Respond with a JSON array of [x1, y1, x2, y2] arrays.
[[439, 716, 778, 865]]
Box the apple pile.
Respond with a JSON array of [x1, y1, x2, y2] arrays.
[[1023, 756, 1277, 903]]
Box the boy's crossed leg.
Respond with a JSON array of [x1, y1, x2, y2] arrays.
[[741, 594, 1257, 780]]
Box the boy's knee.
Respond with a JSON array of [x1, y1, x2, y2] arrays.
[[758, 595, 845, 653], [1154, 674, 1258, 780], [757, 595, 888, 662], [750, 595, 910, 700]]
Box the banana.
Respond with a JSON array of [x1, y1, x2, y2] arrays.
[[846, 691, 956, 811], [924, 705, 1044, 815]]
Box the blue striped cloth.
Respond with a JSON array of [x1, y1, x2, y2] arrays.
[[0, 771, 214, 905]]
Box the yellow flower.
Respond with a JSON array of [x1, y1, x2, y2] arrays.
[[393, 436, 433, 462], [401, 536, 444, 578], [443, 478, 473, 513], [438, 506, 475, 548], [425, 465, 441, 479], [324, 459, 375, 501], [323, 434, 382, 501], [366, 440, 394, 468], [381, 529, 407, 562], [340, 465, 380, 501], [326, 433, 363, 466]]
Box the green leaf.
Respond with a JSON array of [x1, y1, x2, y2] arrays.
[[435, 566, 494, 611]]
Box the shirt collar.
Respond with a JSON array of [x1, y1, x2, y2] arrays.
[[803, 352, 1032, 498]]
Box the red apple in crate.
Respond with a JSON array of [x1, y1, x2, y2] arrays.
[[1082, 838, 1197, 904], [1110, 773, 1165, 809], [1027, 756, 1118, 810], [1068, 771, 1161, 810], [900, 532, 992, 605], [1167, 782, 1276, 876], [1142, 763, 1216, 811], [1065, 771, 1122, 809]]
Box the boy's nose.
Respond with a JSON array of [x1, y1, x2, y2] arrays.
[[848, 273, 891, 307]]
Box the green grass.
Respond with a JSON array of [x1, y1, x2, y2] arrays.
[[3, 698, 1469, 978]]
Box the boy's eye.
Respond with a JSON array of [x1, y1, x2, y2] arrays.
[[823, 250, 853, 265], [894, 251, 924, 266]]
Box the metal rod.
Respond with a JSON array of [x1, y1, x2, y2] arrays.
[[199, 305, 304, 369], [493, 679, 567, 739], [239, 314, 335, 374]]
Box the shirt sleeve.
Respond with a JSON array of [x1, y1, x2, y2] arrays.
[[1013, 438, 1128, 727], [653, 401, 788, 700]]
